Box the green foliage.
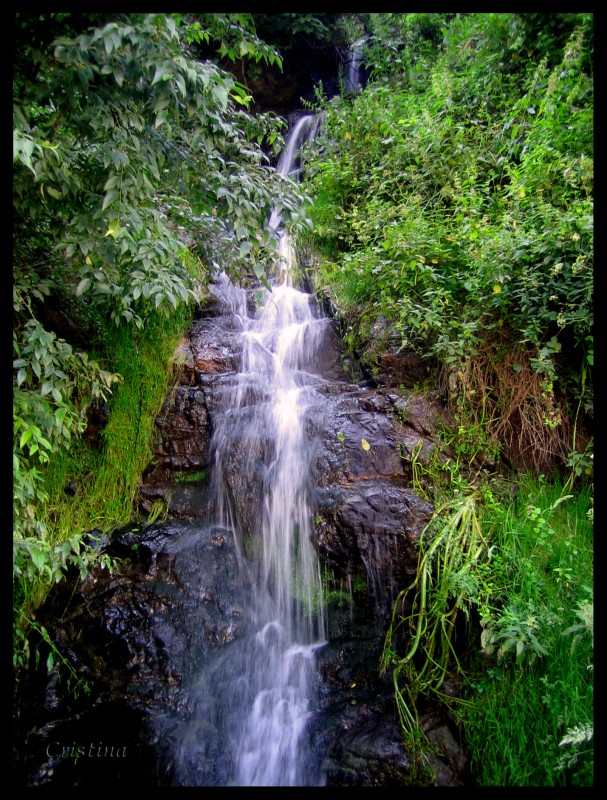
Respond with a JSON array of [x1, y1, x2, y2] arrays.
[[321, 569, 367, 610], [358, 122, 597, 768], [13, 12, 310, 619], [43, 308, 190, 540], [380, 490, 492, 738], [13, 13, 306, 320], [14, 305, 188, 651], [252, 13, 336, 48], [380, 471, 593, 785], [14, 612, 92, 700], [301, 13, 593, 475], [175, 468, 208, 484], [458, 476, 593, 785], [184, 13, 283, 69], [13, 300, 121, 585], [363, 13, 450, 83], [475, 479, 593, 665]]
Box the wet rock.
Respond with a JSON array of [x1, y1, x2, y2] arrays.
[[424, 721, 468, 781], [190, 317, 242, 378], [308, 388, 405, 485], [375, 350, 430, 389], [154, 387, 210, 455], [390, 390, 455, 437], [308, 321, 351, 382], [314, 482, 433, 607], [13, 521, 254, 787], [322, 715, 412, 786]]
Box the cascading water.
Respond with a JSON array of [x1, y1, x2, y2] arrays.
[[268, 114, 321, 235], [344, 36, 367, 93], [172, 115, 328, 787]]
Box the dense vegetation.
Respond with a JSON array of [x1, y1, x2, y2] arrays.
[[302, 12, 592, 476], [13, 12, 309, 607], [300, 12, 593, 786], [13, 12, 593, 787]]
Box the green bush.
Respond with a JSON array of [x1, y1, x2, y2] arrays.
[[461, 476, 593, 785], [302, 12, 592, 474]]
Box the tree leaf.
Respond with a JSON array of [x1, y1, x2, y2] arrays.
[[30, 542, 48, 570], [76, 278, 92, 296], [153, 94, 170, 113], [104, 219, 121, 238], [361, 438, 371, 451], [102, 190, 119, 211]]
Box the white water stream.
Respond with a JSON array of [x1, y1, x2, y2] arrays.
[[176, 115, 327, 786], [212, 277, 328, 785], [344, 36, 367, 93]]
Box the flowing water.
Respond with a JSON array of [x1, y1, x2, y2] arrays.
[[268, 114, 321, 234], [344, 37, 367, 93], [173, 115, 328, 786]]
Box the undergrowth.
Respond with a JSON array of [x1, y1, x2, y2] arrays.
[[459, 475, 593, 785], [13, 306, 191, 674], [302, 19, 593, 782], [380, 470, 593, 786]]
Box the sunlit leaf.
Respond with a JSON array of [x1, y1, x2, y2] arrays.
[[76, 278, 92, 296], [104, 219, 121, 238]]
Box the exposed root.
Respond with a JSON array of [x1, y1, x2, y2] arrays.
[[444, 337, 590, 475]]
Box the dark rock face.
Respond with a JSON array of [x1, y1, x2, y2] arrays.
[[141, 292, 452, 591], [14, 286, 468, 788], [222, 41, 340, 118], [13, 521, 254, 787]]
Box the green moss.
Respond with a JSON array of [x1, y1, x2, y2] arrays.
[[175, 469, 208, 484], [42, 306, 192, 542]]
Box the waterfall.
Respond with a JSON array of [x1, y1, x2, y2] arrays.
[[173, 115, 327, 787], [268, 113, 321, 235], [344, 37, 367, 93]]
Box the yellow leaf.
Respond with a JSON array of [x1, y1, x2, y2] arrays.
[[493, 284, 501, 293], [345, 131, 352, 141], [104, 218, 121, 239], [361, 438, 370, 451], [519, 187, 526, 198], [85, 256, 92, 266]]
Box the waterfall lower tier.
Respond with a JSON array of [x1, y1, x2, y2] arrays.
[[168, 271, 328, 786]]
